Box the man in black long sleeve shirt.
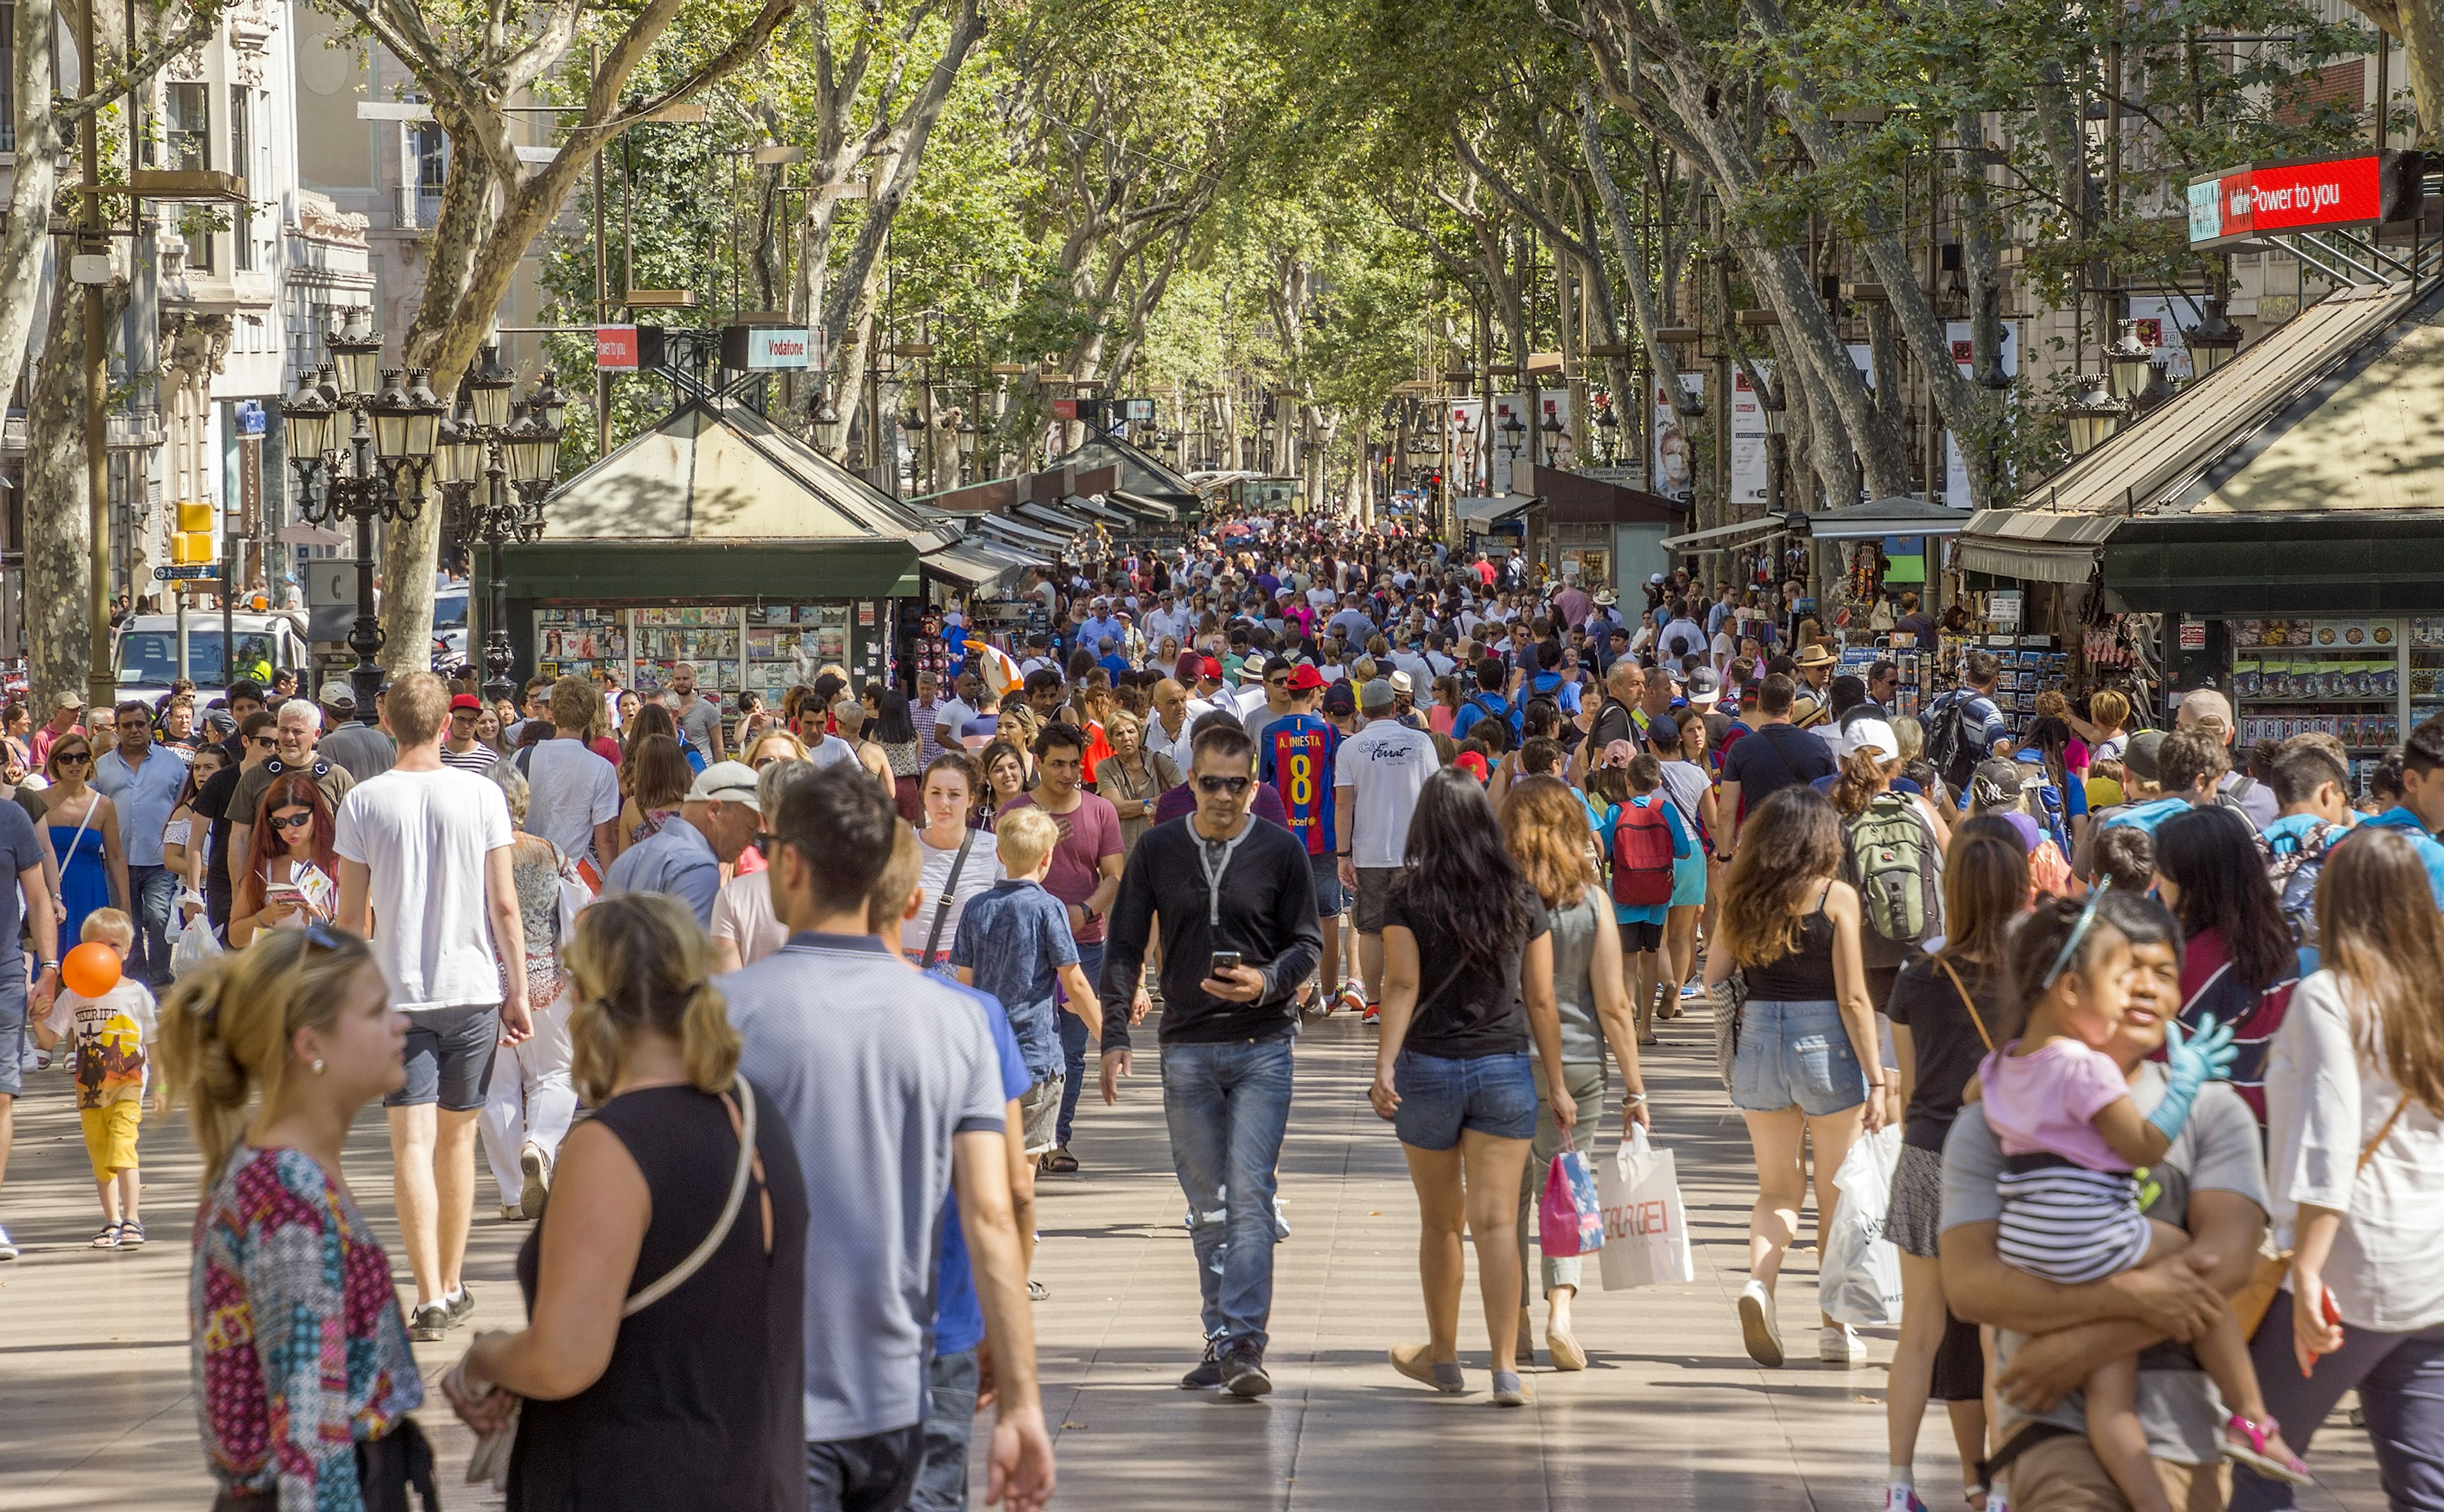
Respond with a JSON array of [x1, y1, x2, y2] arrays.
[[1098, 721, 1320, 1399]]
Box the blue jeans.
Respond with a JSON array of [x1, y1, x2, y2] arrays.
[[1056, 941, 1102, 1146], [908, 1347, 980, 1511], [1162, 1034, 1295, 1354], [128, 864, 177, 986]]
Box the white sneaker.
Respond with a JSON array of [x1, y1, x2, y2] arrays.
[[1737, 1279, 1784, 1367], [0, 1224, 16, 1261], [1820, 1322, 1865, 1364], [1680, 979, 1706, 999]]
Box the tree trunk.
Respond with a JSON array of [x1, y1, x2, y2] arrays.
[[24, 291, 95, 710], [0, 0, 59, 412]]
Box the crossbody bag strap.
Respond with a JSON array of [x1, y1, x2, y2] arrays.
[[2357, 1096, 2412, 1175], [1934, 956, 1995, 1052], [920, 830, 980, 966], [623, 1080, 762, 1318]]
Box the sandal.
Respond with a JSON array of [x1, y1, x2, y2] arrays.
[[1044, 1145, 1079, 1174], [1027, 1278, 1048, 1301], [2221, 1414, 2311, 1485], [117, 1220, 146, 1248], [90, 1223, 122, 1249]]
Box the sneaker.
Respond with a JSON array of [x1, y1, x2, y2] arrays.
[[1737, 1280, 1784, 1368], [1680, 978, 1707, 999], [0, 1224, 17, 1261], [445, 1284, 477, 1328], [1885, 1485, 1931, 1512], [1361, 1003, 1380, 1025], [1181, 1340, 1225, 1390], [410, 1302, 450, 1342], [519, 1143, 552, 1220], [1333, 983, 1367, 1016], [1221, 1343, 1272, 1398], [1820, 1323, 1865, 1365]]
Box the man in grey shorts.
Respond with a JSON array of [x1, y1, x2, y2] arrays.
[[337, 672, 530, 1342], [1333, 678, 1438, 1021]]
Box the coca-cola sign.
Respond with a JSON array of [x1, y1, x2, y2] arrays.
[[2188, 150, 2424, 246]]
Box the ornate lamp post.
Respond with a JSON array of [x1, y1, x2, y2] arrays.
[[432, 346, 566, 704], [281, 308, 444, 717]]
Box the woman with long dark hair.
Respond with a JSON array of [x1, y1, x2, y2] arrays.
[[1881, 816, 2028, 1512], [873, 690, 923, 821], [1705, 785, 1888, 1369], [1372, 767, 1570, 1407], [228, 772, 339, 946], [2240, 829, 2444, 1512], [2153, 805, 2302, 1123], [614, 735, 692, 862]]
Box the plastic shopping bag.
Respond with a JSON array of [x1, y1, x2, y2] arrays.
[[1538, 1143, 1605, 1259], [168, 888, 222, 978], [1597, 1126, 1696, 1290], [1820, 1124, 1905, 1326]]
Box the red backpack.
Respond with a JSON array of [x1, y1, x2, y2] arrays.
[[1610, 799, 1676, 907]]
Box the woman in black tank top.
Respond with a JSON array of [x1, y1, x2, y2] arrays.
[[441, 893, 809, 1511], [1703, 786, 1890, 1372]]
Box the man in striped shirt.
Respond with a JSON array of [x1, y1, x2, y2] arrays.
[[440, 696, 501, 773]]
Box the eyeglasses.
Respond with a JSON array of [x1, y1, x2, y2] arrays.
[[2038, 881, 2112, 990], [270, 811, 314, 831], [1195, 774, 1251, 796]]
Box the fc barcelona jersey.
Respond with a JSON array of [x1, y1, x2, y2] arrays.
[[1258, 713, 1340, 857]]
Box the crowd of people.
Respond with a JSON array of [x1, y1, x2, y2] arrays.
[[0, 509, 2436, 1512]]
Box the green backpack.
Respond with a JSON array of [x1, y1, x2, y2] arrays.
[[1847, 791, 1930, 942]]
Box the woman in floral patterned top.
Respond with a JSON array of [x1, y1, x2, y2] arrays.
[[160, 922, 426, 1511]]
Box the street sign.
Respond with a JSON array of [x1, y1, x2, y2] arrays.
[[595, 326, 639, 370], [2187, 150, 2424, 246], [154, 564, 218, 581], [1124, 398, 1154, 421]]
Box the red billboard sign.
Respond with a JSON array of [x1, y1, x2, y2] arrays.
[[595, 325, 639, 369], [2189, 151, 2424, 246]]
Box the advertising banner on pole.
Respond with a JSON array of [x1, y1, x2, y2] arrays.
[[1730, 364, 1772, 507], [1447, 398, 1484, 494], [1653, 375, 1703, 504], [1942, 321, 2018, 506]]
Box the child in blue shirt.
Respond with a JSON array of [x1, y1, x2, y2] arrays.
[[952, 804, 1102, 1160]]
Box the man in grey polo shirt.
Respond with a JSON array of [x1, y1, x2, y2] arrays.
[[723, 766, 1053, 1512], [601, 760, 760, 927], [1942, 911, 2265, 1512]]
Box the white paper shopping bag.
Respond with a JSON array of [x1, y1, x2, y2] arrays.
[[1597, 1126, 1696, 1290]]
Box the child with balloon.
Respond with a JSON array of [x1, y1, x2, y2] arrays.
[[32, 909, 155, 1247]]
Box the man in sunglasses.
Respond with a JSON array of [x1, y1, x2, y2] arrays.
[[1098, 720, 1322, 1398]]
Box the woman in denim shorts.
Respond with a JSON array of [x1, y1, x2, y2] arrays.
[[1703, 786, 1890, 1370], [1369, 769, 1570, 1408]]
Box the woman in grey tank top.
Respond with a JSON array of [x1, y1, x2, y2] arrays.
[[1499, 776, 1650, 1371]]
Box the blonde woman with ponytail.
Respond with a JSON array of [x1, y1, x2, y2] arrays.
[[441, 892, 810, 1512], [162, 923, 430, 1510]]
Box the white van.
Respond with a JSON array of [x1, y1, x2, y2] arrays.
[[113, 611, 311, 706]]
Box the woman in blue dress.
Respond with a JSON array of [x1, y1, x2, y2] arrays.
[[42, 734, 127, 950]]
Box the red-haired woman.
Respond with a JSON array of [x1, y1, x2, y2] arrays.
[[228, 771, 338, 946]]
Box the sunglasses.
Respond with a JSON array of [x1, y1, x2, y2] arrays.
[[1195, 774, 1251, 796], [55, 751, 90, 765], [270, 811, 315, 831], [251, 736, 277, 750], [2039, 881, 2113, 991]]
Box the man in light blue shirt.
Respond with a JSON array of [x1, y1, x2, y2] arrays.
[[722, 765, 1053, 1512], [94, 699, 189, 984], [600, 759, 759, 926]]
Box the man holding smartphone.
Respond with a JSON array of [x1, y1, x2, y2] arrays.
[[1099, 721, 1322, 1399]]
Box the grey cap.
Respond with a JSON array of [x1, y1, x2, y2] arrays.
[[2124, 729, 2167, 783], [1359, 678, 1396, 713]]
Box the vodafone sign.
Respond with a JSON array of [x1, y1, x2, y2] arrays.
[[2188, 150, 2424, 246]]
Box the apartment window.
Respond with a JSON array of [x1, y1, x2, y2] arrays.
[[412, 123, 447, 195], [230, 85, 253, 269], [165, 83, 210, 171], [0, 8, 15, 154]]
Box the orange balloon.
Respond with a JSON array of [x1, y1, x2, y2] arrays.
[[62, 941, 122, 1000]]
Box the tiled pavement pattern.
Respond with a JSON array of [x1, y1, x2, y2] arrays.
[[0, 1001, 2383, 1510]]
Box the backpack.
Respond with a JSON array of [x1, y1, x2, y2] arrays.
[[1846, 791, 1933, 942], [1467, 690, 1514, 739], [1610, 799, 1678, 907], [2265, 820, 2343, 943], [1923, 690, 1984, 795]]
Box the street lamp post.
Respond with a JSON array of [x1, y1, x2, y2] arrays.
[[432, 346, 567, 704], [281, 309, 444, 717]]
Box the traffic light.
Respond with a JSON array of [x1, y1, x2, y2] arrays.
[[172, 500, 216, 564]]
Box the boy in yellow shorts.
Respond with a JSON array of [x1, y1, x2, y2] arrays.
[[34, 910, 158, 1248]]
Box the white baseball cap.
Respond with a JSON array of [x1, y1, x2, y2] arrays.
[[1839, 718, 1900, 763]]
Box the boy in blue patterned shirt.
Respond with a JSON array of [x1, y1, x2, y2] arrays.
[[952, 804, 1101, 1173]]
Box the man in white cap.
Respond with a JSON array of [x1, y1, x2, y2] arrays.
[[601, 759, 763, 928], [2174, 687, 2276, 830]]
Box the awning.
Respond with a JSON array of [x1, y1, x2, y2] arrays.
[[976, 515, 1072, 553], [1956, 508, 2115, 584], [1805, 496, 1973, 543], [1013, 501, 1095, 536], [1659, 515, 1790, 552], [1455, 496, 1529, 526], [922, 540, 1037, 595], [1110, 489, 1181, 524]]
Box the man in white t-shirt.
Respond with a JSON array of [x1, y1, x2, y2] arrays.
[[517, 676, 622, 871], [669, 662, 726, 763], [335, 671, 529, 1343], [1332, 679, 1439, 1018]]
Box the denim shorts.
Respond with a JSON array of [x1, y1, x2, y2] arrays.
[[1309, 852, 1345, 916], [1393, 1048, 1538, 1149], [1731, 998, 1867, 1116]]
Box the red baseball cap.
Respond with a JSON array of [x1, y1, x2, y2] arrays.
[[1286, 664, 1326, 692], [449, 694, 482, 713]]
